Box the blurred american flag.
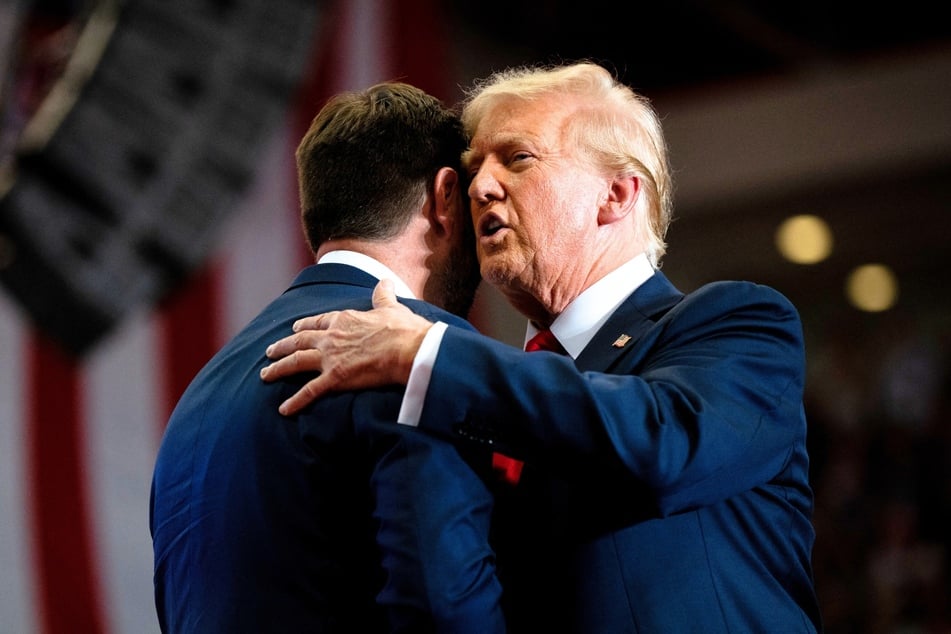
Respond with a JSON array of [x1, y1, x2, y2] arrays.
[[0, 0, 456, 631]]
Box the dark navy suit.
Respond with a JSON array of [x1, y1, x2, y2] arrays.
[[150, 263, 503, 633], [418, 271, 822, 633]]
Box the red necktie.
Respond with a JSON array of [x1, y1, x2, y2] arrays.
[[524, 328, 565, 354], [492, 329, 564, 485]]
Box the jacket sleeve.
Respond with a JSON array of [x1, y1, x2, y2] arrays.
[[356, 380, 505, 633], [417, 282, 808, 517]]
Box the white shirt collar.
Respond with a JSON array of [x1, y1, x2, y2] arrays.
[[316, 250, 416, 299], [524, 253, 655, 358]]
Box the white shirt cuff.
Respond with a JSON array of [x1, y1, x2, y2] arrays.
[[397, 321, 448, 426]]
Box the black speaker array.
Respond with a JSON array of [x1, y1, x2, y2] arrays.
[[0, 0, 320, 355]]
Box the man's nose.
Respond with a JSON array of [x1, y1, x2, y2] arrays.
[[468, 163, 503, 203]]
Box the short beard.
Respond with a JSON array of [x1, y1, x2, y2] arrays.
[[435, 240, 482, 318], [427, 210, 482, 318]]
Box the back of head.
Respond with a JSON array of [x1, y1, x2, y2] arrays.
[[461, 62, 673, 266], [297, 82, 467, 253]]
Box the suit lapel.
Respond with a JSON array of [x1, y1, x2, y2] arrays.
[[575, 271, 684, 372]]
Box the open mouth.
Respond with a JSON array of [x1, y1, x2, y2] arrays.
[[479, 213, 506, 238]]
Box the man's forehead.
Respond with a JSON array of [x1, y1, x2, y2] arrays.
[[473, 128, 537, 148], [474, 104, 560, 142]]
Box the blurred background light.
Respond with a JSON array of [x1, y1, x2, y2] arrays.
[[846, 263, 899, 312], [775, 214, 834, 264]]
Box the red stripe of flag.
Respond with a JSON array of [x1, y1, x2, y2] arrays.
[[390, 0, 454, 100], [157, 261, 225, 425], [27, 332, 106, 634]]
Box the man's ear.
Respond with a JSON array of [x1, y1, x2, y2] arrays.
[[429, 167, 460, 236], [598, 174, 639, 225]]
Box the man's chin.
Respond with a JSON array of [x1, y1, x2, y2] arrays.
[[480, 260, 516, 289]]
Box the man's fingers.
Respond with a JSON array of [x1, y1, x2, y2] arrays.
[[292, 312, 333, 333], [262, 285, 409, 413], [266, 330, 321, 360], [264, 335, 294, 360], [260, 349, 322, 382], [372, 279, 400, 309], [278, 377, 327, 416]]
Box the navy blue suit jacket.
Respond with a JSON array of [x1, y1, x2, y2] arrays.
[[150, 264, 504, 633], [418, 272, 822, 633]]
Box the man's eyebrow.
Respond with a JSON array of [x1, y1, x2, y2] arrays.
[[461, 147, 481, 169]]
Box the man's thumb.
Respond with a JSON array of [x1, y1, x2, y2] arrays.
[[372, 279, 399, 308]]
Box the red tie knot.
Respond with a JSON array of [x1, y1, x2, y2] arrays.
[[525, 329, 565, 354]]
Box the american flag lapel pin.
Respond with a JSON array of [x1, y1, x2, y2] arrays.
[[612, 334, 632, 348]]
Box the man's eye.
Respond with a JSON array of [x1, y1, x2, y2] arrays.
[[510, 152, 531, 163]]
